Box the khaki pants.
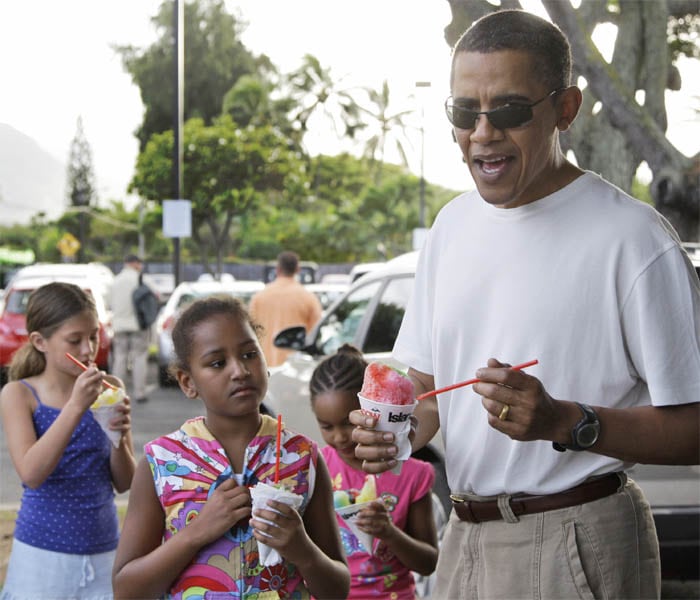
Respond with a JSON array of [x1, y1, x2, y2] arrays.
[[112, 329, 150, 400], [431, 477, 660, 600]]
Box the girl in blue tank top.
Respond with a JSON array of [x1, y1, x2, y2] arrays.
[[0, 282, 136, 600]]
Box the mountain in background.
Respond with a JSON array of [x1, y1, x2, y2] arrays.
[[0, 123, 66, 225]]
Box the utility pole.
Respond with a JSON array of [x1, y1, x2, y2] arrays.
[[415, 81, 431, 230], [173, 0, 184, 286]]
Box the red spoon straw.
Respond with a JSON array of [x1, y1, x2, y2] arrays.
[[65, 352, 118, 391], [274, 414, 282, 484], [416, 359, 539, 401]]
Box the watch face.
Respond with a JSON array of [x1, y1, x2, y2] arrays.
[[577, 424, 599, 447]]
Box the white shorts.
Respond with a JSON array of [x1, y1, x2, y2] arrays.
[[0, 538, 115, 600]]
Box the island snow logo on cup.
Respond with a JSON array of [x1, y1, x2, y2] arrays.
[[388, 410, 411, 423]]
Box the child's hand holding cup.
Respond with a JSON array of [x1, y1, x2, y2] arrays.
[[90, 387, 126, 448]]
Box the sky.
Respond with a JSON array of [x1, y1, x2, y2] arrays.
[[0, 1, 698, 213]]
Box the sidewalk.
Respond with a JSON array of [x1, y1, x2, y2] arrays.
[[0, 363, 204, 509]]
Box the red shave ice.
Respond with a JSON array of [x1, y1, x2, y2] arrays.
[[361, 362, 415, 405]]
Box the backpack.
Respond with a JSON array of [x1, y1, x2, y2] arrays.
[[132, 283, 160, 330]]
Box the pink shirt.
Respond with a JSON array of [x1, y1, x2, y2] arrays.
[[322, 446, 434, 599]]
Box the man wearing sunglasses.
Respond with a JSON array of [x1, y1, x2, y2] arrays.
[[351, 9, 700, 600]]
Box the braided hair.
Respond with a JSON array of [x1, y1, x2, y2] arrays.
[[309, 344, 367, 405]]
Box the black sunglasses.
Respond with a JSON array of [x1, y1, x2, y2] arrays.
[[445, 89, 563, 130]]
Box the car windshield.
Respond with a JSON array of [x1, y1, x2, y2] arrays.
[[4, 286, 101, 317], [316, 280, 381, 355], [174, 288, 258, 312], [5, 289, 31, 314], [176, 292, 200, 310], [363, 275, 414, 353], [314, 274, 414, 356]]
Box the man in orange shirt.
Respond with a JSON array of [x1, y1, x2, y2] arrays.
[[249, 251, 323, 367]]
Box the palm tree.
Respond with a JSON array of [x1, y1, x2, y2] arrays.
[[357, 80, 416, 184], [285, 54, 365, 150]]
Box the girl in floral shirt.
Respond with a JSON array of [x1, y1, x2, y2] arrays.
[[113, 296, 349, 599]]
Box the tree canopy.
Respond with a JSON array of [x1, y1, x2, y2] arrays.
[[115, 0, 258, 151], [129, 115, 309, 274]]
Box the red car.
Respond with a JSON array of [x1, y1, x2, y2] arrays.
[[0, 276, 114, 385]]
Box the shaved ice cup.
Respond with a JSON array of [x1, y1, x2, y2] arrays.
[[250, 481, 304, 566], [90, 388, 125, 448], [357, 394, 417, 475], [335, 500, 376, 554]]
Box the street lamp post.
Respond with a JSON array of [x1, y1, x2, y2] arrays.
[[415, 81, 431, 230], [172, 0, 184, 286]]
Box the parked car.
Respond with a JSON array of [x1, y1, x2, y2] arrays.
[[304, 282, 349, 311], [263, 260, 318, 284], [265, 252, 447, 492], [141, 272, 175, 305], [348, 261, 386, 283], [0, 275, 114, 385], [6, 262, 114, 309], [156, 279, 264, 386], [683, 243, 700, 278], [269, 250, 700, 584]]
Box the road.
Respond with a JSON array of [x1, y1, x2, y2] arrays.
[[0, 361, 204, 508]]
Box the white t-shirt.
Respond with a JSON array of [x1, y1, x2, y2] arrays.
[[110, 265, 141, 333], [394, 171, 700, 497]]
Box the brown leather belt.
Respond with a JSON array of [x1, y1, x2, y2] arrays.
[[451, 472, 622, 523]]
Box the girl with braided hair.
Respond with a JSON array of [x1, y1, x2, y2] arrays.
[[310, 344, 437, 599]]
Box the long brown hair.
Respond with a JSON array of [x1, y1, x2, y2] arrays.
[[9, 282, 97, 381]]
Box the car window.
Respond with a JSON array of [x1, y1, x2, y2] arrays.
[[316, 280, 382, 356], [5, 290, 31, 314], [363, 275, 414, 354], [3, 286, 106, 320], [176, 292, 197, 309], [231, 291, 256, 305]]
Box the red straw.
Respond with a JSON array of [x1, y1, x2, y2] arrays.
[[274, 414, 282, 484], [416, 359, 539, 401], [65, 352, 119, 391]]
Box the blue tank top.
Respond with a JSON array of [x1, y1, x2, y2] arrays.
[[13, 380, 119, 554]]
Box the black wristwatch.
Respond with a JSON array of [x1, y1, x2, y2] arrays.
[[553, 402, 600, 452]]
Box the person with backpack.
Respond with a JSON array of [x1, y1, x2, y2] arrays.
[[110, 254, 157, 404]]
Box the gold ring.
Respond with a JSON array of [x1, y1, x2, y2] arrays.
[[498, 404, 510, 421]]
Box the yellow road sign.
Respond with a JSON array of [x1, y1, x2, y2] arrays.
[[57, 233, 81, 257]]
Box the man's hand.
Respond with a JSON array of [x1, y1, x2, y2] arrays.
[[473, 357, 561, 442]]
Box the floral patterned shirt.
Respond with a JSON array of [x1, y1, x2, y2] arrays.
[[144, 415, 317, 599]]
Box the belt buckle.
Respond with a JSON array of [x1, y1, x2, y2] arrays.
[[449, 493, 466, 504]]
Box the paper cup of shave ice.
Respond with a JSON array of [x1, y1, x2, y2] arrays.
[[335, 500, 376, 554], [358, 394, 416, 474], [90, 387, 125, 448], [250, 481, 304, 566]]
